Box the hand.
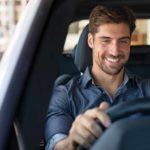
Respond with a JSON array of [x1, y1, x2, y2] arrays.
[[68, 101, 111, 149]]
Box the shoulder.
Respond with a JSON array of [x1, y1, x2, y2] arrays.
[[134, 75, 150, 85], [53, 74, 82, 93], [65, 74, 83, 90], [51, 68, 93, 96], [127, 71, 150, 85], [127, 71, 150, 89], [132, 75, 150, 95]]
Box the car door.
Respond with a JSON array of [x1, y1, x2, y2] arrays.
[[0, 0, 68, 149]]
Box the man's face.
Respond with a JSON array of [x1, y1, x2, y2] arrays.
[[88, 23, 131, 75]]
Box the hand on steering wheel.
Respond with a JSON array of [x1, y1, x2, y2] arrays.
[[78, 98, 150, 150]]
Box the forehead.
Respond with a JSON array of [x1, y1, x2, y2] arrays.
[[96, 23, 130, 38]]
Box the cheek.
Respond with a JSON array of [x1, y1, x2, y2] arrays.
[[98, 45, 108, 56], [94, 47, 106, 61], [93, 42, 108, 58], [122, 48, 130, 56]]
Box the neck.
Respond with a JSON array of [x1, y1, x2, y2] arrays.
[[91, 66, 125, 97]]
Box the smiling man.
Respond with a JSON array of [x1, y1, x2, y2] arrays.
[[45, 5, 150, 150], [89, 22, 131, 97]]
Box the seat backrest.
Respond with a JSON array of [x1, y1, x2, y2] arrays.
[[55, 47, 79, 86], [58, 52, 79, 76], [126, 45, 150, 78], [55, 25, 90, 86]]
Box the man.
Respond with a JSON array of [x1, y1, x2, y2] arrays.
[[45, 5, 150, 150]]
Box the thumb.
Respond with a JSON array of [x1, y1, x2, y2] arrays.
[[99, 101, 110, 110]]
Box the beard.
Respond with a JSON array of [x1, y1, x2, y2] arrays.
[[101, 63, 125, 75], [100, 55, 128, 75]]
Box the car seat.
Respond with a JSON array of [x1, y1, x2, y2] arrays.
[[127, 45, 150, 78]]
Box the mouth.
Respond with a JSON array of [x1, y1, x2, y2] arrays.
[[101, 55, 126, 74], [105, 57, 120, 63]]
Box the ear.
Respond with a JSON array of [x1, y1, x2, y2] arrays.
[[88, 33, 94, 48]]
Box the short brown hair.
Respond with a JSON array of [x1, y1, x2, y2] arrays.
[[89, 5, 136, 35]]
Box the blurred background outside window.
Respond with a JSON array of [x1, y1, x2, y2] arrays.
[[0, 0, 29, 59], [0, 1, 150, 58], [64, 19, 150, 52]]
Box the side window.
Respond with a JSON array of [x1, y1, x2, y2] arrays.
[[64, 19, 150, 53], [0, 0, 29, 60], [64, 20, 89, 53], [132, 19, 150, 45]]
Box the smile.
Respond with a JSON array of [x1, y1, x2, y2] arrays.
[[105, 57, 120, 63]]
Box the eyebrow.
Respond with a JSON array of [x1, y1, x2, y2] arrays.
[[99, 36, 130, 40], [99, 36, 111, 39], [119, 37, 131, 40]]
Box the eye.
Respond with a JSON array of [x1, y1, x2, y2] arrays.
[[119, 39, 130, 44], [101, 39, 111, 44]]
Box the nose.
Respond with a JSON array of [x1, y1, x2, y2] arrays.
[[109, 41, 120, 56]]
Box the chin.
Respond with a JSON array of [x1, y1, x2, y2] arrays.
[[103, 67, 124, 75]]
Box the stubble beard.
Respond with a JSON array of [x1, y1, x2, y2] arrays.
[[100, 56, 128, 75]]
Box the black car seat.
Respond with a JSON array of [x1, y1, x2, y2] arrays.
[[54, 24, 90, 87], [54, 45, 79, 87], [127, 45, 150, 78]]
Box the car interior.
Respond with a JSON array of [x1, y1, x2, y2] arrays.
[[0, 0, 150, 150]]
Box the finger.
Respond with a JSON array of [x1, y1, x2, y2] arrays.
[[99, 101, 110, 110], [69, 119, 93, 149], [70, 115, 102, 148], [79, 114, 103, 138], [85, 108, 111, 128], [73, 115, 102, 138], [70, 132, 91, 149], [76, 122, 97, 145], [96, 110, 111, 128]]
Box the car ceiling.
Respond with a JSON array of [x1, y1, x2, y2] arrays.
[[71, 0, 150, 21]]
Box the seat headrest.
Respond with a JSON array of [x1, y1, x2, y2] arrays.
[[130, 45, 150, 54], [74, 24, 92, 72]]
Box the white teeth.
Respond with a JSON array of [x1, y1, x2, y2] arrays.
[[106, 57, 119, 63]]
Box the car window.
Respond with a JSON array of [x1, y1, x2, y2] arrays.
[[64, 19, 150, 53], [64, 20, 89, 53], [0, 0, 29, 61]]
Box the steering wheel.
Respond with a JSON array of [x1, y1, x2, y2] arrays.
[[78, 98, 150, 150], [106, 97, 150, 121]]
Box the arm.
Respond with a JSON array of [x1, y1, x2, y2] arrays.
[[45, 85, 74, 150], [54, 102, 111, 150]]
